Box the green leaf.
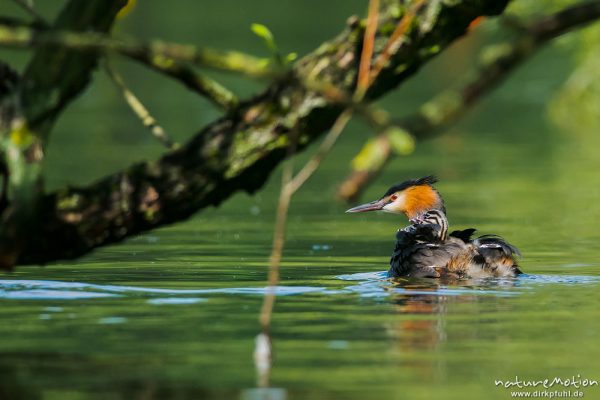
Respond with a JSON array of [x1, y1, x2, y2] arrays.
[[351, 138, 386, 171], [285, 52, 298, 63], [385, 127, 415, 155], [251, 23, 277, 53]]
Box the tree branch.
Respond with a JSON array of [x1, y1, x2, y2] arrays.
[[0, 24, 277, 78], [10, 0, 47, 27], [0, 0, 126, 268], [338, 0, 600, 202], [5, 0, 511, 267], [104, 60, 179, 150], [0, 20, 240, 109], [137, 57, 240, 110]]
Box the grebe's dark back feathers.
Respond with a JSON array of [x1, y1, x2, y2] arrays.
[[449, 228, 477, 243], [473, 235, 521, 257], [390, 217, 521, 278]]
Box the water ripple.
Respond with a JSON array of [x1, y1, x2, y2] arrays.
[[336, 271, 600, 298], [1, 288, 119, 300], [0, 279, 335, 301], [2, 272, 599, 301]]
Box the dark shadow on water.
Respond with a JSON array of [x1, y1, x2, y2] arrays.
[[0, 353, 244, 400]]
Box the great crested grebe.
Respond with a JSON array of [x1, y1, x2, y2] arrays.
[[346, 176, 521, 279]]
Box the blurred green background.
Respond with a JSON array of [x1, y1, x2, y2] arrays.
[[0, 1, 599, 399]]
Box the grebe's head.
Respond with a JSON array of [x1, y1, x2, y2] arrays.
[[345, 176, 445, 219]]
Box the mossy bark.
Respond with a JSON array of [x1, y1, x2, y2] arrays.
[[6, 0, 509, 266], [0, 0, 126, 268]]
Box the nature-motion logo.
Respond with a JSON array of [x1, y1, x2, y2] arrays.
[[494, 375, 598, 390]]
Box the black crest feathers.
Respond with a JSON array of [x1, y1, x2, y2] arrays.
[[382, 175, 438, 198]]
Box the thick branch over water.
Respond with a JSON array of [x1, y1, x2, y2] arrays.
[[6, 0, 510, 266]]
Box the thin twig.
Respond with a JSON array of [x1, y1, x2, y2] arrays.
[[355, 0, 380, 99], [140, 56, 239, 111], [11, 0, 46, 27], [259, 157, 294, 332], [287, 0, 383, 194], [254, 127, 298, 388], [337, 0, 600, 202], [0, 24, 277, 78], [104, 59, 179, 150], [258, 0, 382, 322], [255, 0, 385, 385], [289, 0, 420, 194], [368, 0, 427, 86], [0, 10, 237, 110], [287, 110, 352, 194]]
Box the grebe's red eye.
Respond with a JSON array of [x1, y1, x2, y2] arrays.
[[390, 194, 398, 201]]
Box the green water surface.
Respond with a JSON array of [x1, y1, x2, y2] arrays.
[[1, 1, 600, 399]]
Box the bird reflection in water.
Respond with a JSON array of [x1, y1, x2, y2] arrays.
[[383, 276, 517, 380]]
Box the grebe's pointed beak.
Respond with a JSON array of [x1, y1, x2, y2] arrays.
[[345, 199, 386, 213]]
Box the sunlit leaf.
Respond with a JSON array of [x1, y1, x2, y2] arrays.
[[285, 52, 298, 63], [385, 127, 415, 155], [351, 138, 386, 171], [251, 23, 277, 53], [10, 121, 33, 148]]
